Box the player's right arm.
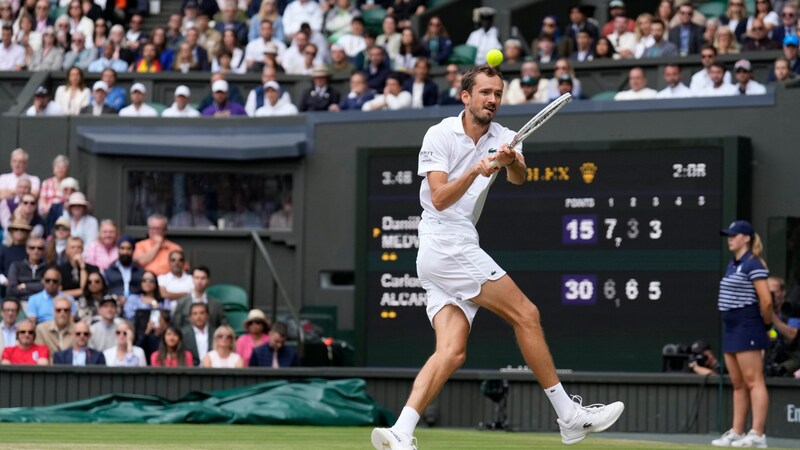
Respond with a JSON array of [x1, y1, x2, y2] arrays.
[[428, 158, 497, 211]]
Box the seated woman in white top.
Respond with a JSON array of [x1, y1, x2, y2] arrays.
[[103, 320, 147, 367], [202, 325, 244, 368]]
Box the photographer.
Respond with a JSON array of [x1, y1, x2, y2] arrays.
[[766, 276, 800, 376], [688, 340, 720, 376]]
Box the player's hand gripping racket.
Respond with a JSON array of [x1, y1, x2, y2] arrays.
[[489, 93, 573, 169]]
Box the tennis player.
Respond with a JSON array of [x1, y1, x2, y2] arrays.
[[371, 65, 624, 450]]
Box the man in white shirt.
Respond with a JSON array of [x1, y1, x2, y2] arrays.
[[695, 62, 737, 97], [245, 65, 292, 117], [690, 45, 732, 94], [281, 31, 322, 74], [161, 85, 201, 117], [607, 16, 637, 58], [656, 64, 693, 99], [0, 148, 41, 199], [614, 67, 657, 101], [0, 25, 25, 71], [466, 7, 502, 64], [733, 59, 767, 95], [26, 86, 65, 116], [157, 250, 193, 312], [336, 17, 367, 58], [255, 81, 299, 116], [244, 19, 286, 71], [369, 64, 623, 450], [282, 0, 323, 40], [362, 73, 412, 111], [118, 83, 159, 117]]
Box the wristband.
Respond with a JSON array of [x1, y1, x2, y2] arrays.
[[504, 154, 517, 167]]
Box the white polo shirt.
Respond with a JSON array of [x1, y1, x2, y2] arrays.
[[161, 104, 201, 117], [696, 83, 738, 97], [656, 83, 693, 99], [417, 112, 520, 238]]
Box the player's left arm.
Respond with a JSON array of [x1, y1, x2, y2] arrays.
[[493, 144, 526, 185]]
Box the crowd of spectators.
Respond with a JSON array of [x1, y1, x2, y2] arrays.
[[4, 0, 798, 116], [0, 149, 299, 368]]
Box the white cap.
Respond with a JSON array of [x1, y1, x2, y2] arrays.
[[212, 79, 229, 93], [92, 81, 109, 92], [263, 80, 280, 91], [174, 85, 191, 97], [130, 82, 146, 94]]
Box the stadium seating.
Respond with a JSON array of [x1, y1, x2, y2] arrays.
[[207, 283, 249, 312], [591, 90, 618, 101], [447, 44, 477, 65]]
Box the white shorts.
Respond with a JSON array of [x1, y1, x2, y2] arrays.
[[416, 234, 506, 329]]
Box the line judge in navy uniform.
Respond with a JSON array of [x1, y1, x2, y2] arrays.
[[711, 220, 772, 448]]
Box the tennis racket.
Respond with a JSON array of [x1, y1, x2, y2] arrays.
[[489, 93, 572, 168]]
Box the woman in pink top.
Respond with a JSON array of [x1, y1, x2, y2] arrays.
[[151, 325, 193, 367], [236, 309, 270, 367]]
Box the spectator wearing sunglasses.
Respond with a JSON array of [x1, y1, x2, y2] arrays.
[[7, 236, 52, 307], [34, 295, 75, 359], [53, 321, 105, 365], [1, 320, 49, 365]]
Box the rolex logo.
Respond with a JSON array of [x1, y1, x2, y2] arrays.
[[580, 162, 597, 184]]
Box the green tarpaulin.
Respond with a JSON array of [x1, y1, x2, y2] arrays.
[[0, 379, 394, 426]]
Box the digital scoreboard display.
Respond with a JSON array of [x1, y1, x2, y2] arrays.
[[355, 139, 749, 371]]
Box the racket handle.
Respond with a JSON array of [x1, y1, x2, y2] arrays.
[[489, 160, 499, 169]]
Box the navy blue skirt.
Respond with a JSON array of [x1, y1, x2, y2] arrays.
[[722, 304, 770, 353]]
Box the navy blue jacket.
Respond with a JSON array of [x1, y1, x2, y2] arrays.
[[249, 343, 299, 368], [402, 78, 438, 107], [339, 90, 375, 111], [103, 261, 145, 296], [53, 348, 106, 365]]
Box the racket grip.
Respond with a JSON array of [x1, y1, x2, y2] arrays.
[[489, 160, 499, 169]]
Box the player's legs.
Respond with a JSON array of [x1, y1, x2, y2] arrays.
[[471, 274, 624, 445], [471, 274, 558, 387], [735, 350, 768, 435], [372, 305, 469, 450], [405, 304, 471, 412], [725, 352, 749, 434]]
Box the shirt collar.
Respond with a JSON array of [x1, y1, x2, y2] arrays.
[[733, 249, 752, 265], [192, 324, 208, 334], [451, 111, 496, 139]]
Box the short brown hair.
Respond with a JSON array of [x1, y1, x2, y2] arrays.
[[460, 64, 503, 95]]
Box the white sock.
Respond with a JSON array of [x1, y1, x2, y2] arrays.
[[391, 406, 420, 436], [544, 383, 575, 423]]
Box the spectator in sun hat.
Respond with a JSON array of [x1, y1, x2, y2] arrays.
[[162, 85, 201, 117], [299, 65, 341, 112], [66, 192, 98, 246], [236, 309, 270, 367]]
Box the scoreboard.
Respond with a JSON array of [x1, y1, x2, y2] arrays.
[[355, 138, 750, 371]]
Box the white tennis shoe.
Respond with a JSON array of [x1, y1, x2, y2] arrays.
[[712, 429, 746, 446], [371, 427, 418, 450], [730, 430, 767, 448], [557, 396, 625, 445]]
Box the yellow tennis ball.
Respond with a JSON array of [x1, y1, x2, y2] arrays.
[[486, 49, 503, 66]]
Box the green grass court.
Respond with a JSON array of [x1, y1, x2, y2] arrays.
[[0, 424, 796, 449]]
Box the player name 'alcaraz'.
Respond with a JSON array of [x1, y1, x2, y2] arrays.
[[382, 215, 421, 230], [381, 273, 422, 288], [380, 291, 427, 307]]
